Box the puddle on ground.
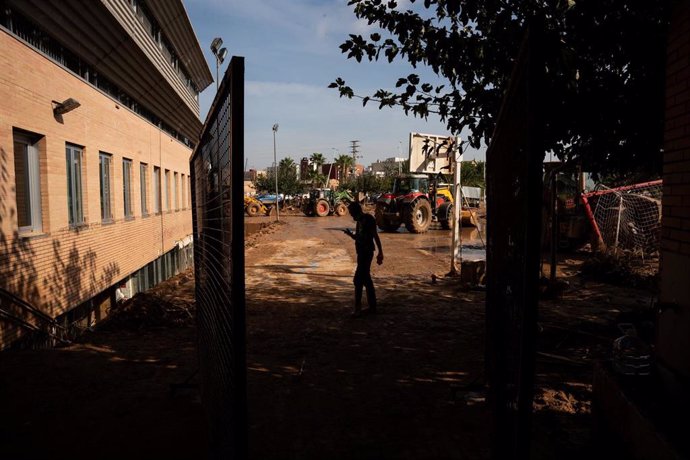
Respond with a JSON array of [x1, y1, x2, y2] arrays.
[[413, 227, 486, 261]]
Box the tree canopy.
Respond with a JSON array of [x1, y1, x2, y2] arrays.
[[331, 0, 670, 178], [335, 154, 355, 180], [254, 156, 303, 197]]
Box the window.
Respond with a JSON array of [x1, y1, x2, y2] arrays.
[[140, 163, 149, 215], [188, 179, 192, 208], [99, 153, 112, 221], [180, 175, 186, 209], [66, 143, 84, 226], [123, 158, 133, 218], [13, 129, 42, 233], [153, 166, 161, 214], [173, 172, 179, 210], [164, 169, 171, 211]]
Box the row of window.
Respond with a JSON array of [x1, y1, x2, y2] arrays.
[[0, 1, 197, 148], [14, 128, 191, 235]]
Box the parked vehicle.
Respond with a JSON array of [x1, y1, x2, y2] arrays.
[[244, 196, 273, 216], [255, 193, 284, 206], [375, 174, 477, 233], [301, 188, 354, 217]]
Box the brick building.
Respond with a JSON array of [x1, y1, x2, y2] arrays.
[[658, 0, 690, 385], [594, 2, 690, 455], [0, 0, 212, 348]]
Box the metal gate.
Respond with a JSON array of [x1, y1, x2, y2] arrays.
[[485, 21, 544, 459], [190, 56, 247, 459]]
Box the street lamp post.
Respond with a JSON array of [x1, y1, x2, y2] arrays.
[[210, 37, 227, 90], [272, 124, 280, 221]]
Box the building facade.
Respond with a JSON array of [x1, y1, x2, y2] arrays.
[[0, 0, 212, 348], [369, 157, 406, 177], [659, 0, 690, 383]]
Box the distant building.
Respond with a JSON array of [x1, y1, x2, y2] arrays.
[[244, 169, 259, 181], [0, 0, 212, 349], [300, 157, 311, 180], [321, 163, 338, 180], [369, 157, 407, 177]]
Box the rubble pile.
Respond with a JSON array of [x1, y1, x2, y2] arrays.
[[101, 270, 195, 330]]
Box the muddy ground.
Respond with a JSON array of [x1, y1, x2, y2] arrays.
[[0, 214, 655, 459]]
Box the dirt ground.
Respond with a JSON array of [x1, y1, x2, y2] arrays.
[[0, 214, 655, 459]]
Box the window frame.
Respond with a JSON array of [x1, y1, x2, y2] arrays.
[[140, 162, 149, 216], [180, 174, 186, 210], [66, 143, 84, 227], [164, 169, 171, 212], [99, 152, 113, 222], [13, 131, 43, 234], [153, 166, 161, 214], [173, 171, 179, 211], [123, 158, 133, 219]]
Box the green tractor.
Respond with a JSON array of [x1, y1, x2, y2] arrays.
[[302, 188, 354, 217]]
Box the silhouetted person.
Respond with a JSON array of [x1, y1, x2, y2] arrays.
[[344, 201, 383, 317]]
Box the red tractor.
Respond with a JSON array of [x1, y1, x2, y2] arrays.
[[375, 174, 453, 233]]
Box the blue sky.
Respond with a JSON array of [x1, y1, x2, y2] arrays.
[[185, 0, 485, 170]]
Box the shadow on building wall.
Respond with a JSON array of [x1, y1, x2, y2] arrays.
[[0, 146, 121, 344]]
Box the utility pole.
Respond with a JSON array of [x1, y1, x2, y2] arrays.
[[450, 137, 463, 275], [349, 140, 360, 179], [272, 123, 279, 221]]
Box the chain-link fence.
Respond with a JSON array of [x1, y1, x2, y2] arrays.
[[582, 180, 662, 257], [190, 56, 247, 459]]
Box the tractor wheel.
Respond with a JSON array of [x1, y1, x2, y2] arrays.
[[246, 203, 260, 217], [334, 202, 347, 217], [439, 203, 453, 230], [266, 205, 276, 216], [375, 203, 399, 232], [404, 199, 432, 233], [315, 199, 330, 217]]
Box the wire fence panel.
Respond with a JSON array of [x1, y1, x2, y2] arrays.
[[582, 180, 662, 256], [190, 57, 247, 459]]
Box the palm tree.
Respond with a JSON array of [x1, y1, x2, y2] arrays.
[[335, 154, 354, 181], [309, 152, 325, 170], [279, 157, 296, 175], [309, 152, 326, 185]]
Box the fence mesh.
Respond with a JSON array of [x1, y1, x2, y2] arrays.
[[190, 57, 246, 459], [583, 180, 662, 256]]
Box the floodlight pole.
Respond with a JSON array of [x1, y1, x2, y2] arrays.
[[450, 137, 463, 275], [210, 37, 227, 91], [272, 124, 280, 221]]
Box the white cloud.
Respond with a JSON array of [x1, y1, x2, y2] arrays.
[[187, 0, 486, 171]]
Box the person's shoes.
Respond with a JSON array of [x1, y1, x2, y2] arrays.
[[350, 310, 362, 318], [363, 307, 377, 315]]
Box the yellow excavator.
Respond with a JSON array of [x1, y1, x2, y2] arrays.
[[244, 196, 273, 217], [434, 183, 479, 227]]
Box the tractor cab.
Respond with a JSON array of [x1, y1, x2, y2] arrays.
[[393, 175, 429, 196]]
